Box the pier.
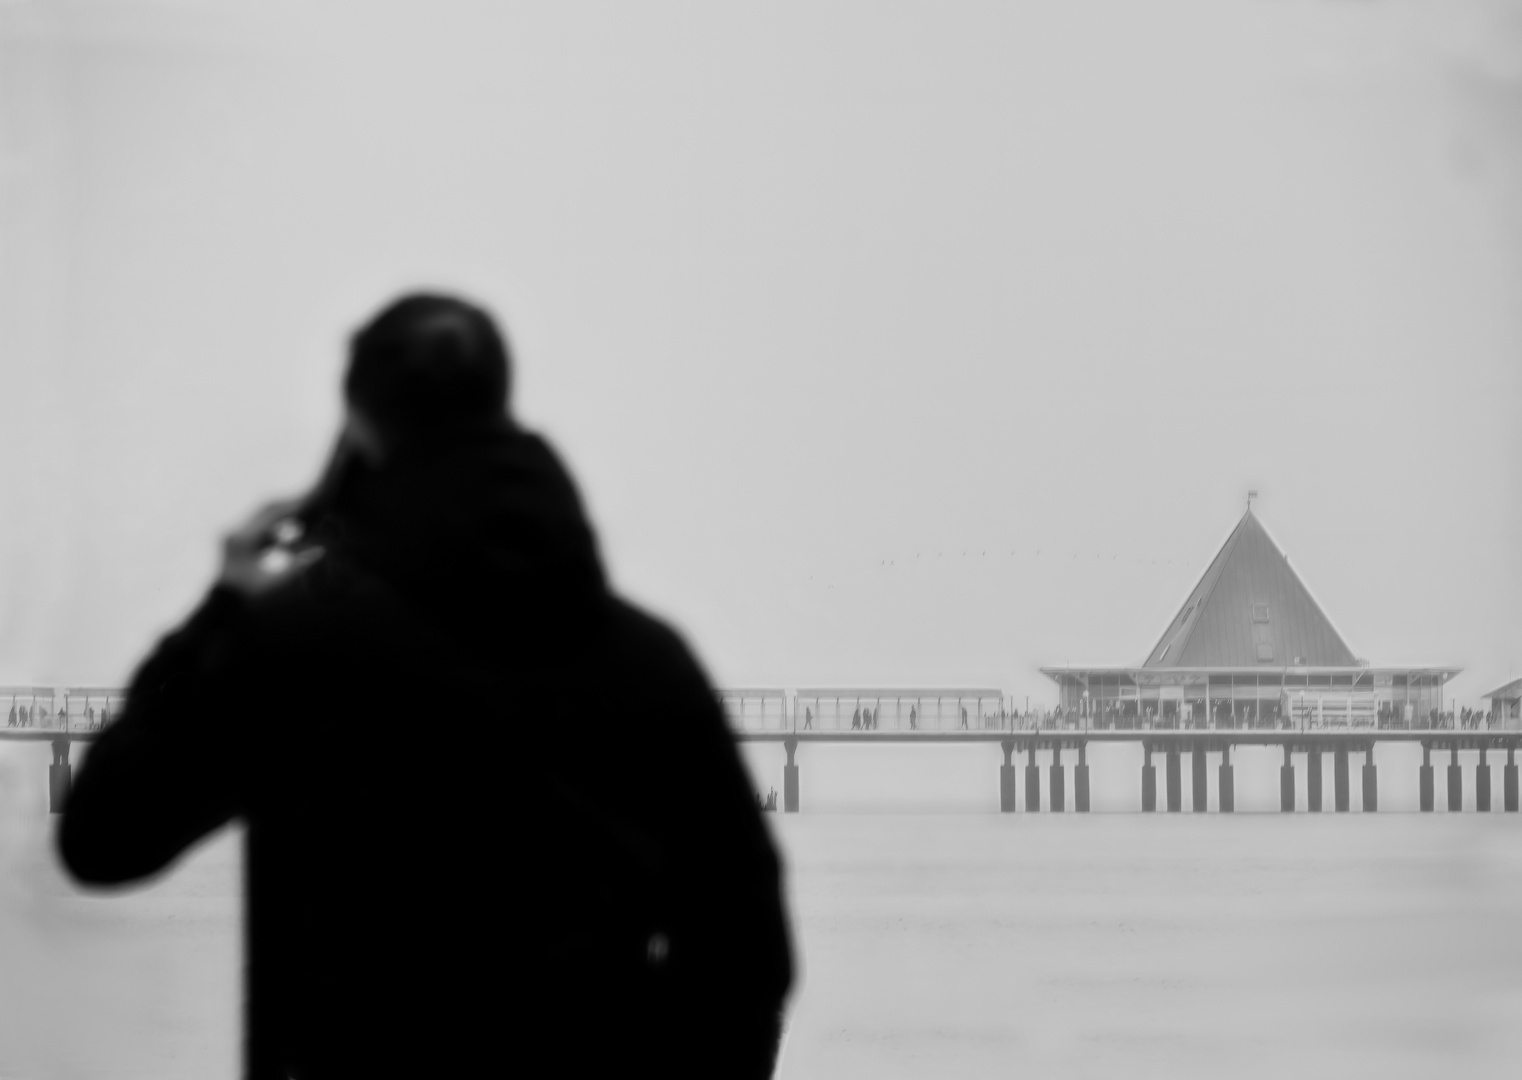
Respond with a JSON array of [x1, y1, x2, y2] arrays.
[[739, 728, 1522, 814]]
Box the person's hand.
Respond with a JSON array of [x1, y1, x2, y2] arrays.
[[217, 498, 325, 598]]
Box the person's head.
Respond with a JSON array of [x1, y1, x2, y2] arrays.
[[343, 292, 512, 461]]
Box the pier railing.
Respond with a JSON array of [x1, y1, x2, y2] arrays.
[[717, 690, 1510, 736], [2, 688, 124, 734]]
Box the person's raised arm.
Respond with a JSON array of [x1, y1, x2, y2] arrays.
[[57, 500, 317, 886]]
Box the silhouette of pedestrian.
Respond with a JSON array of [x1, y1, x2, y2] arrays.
[[960, 706, 968, 730], [851, 706, 862, 730], [909, 705, 916, 730], [58, 292, 793, 1079], [6, 702, 14, 728], [803, 706, 812, 730]]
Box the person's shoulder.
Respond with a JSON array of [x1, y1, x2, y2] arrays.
[[604, 595, 692, 658], [602, 595, 711, 688]]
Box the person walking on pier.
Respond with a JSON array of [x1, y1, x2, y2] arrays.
[[803, 706, 812, 730], [960, 706, 968, 730], [57, 292, 793, 1080], [852, 706, 862, 730], [909, 705, 916, 730], [6, 701, 14, 727]]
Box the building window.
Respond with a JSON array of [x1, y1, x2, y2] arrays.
[[1251, 622, 1273, 662], [1251, 604, 1270, 622]]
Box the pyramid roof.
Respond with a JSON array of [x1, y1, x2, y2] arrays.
[[1142, 509, 1357, 668]]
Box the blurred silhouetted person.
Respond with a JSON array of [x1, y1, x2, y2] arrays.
[[58, 292, 793, 1079]]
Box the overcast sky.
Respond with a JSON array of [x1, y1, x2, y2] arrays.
[[2, 0, 1519, 707]]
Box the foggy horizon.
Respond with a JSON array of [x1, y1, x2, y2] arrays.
[[3, 1, 1518, 707]]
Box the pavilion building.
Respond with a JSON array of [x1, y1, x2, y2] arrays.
[[1041, 507, 1460, 729], [1481, 677, 1522, 730]]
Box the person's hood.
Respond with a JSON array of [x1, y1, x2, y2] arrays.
[[315, 422, 608, 641]]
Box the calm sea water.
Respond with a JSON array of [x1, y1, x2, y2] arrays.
[[3, 742, 1522, 1079]]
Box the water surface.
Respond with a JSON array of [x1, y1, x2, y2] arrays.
[[3, 791, 1521, 1078]]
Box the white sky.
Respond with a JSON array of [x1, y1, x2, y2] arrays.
[[2, 0, 1519, 707]]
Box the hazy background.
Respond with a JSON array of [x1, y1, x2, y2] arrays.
[[3, 0, 1519, 709]]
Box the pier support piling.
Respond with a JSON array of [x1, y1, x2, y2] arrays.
[[1362, 747, 1377, 813], [1506, 746, 1518, 813], [1074, 743, 1090, 813], [48, 738, 70, 814], [1050, 745, 1065, 813], [1419, 745, 1434, 813], [999, 739, 1017, 813], [783, 739, 799, 813], [1448, 746, 1462, 812], [1280, 745, 1295, 813], [1334, 745, 1349, 812], [1307, 748, 1323, 812], [1218, 744, 1234, 814], [1141, 746, 1157, 813], [1191, 744, 1208, 812], [1165, 748, 1181, 813], [1477, 746, 1490, 813], [1024, 741, 1041, 812]]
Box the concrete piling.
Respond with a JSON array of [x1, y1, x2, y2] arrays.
[[1050, 745, 1066, 813], [1477, 746, 1490, 813], [1024, 741, 1041, 812], [783, 739, 799, 813], [48, 738, 71, 814], [1507, 746, 1518, 813], [1306, 748, 1322, 812], [1447, 745, 1462, 812], [1191, 744, 1208, 812], [999, 739, 1017, 813], [1166, 748, 1182, 812], [1141, 745, 1157, 812], [1333, 745, 1349, 812], [1218, 744, 1234, 813], [1280, 745, 1295, 813], [1074, 742, 1091, 813], [1419, 744, 1434, 813], [1362, 746, 1377, 812]]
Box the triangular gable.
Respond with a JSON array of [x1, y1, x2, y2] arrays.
[[1143, 510, 1356, 668]]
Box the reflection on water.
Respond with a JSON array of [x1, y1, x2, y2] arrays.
[[4, 769, 1522, 1078]]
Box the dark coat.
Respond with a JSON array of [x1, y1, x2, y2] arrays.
[[58, 425, 793, 1079]]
